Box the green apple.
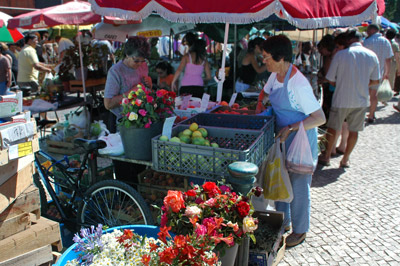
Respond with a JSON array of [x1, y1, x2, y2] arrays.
[[159, 135, 169, 141]]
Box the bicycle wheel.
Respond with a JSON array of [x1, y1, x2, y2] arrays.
[[77, 180, 154, 227]]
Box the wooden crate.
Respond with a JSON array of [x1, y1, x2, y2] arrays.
[[0, 216, 62, 262], [138, 169, 188, 191], [0, 244, 53, 266], [46, 139, 83, 155], [0, 185, 40, 240], [0, 162, 35, 214]]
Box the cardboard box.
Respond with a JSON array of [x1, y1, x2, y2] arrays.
[[0, 91, 23, 119], [0, 154, 34, 187], [248, 211, 286, 266], [0, 136, 39, 166], [0, 162, 35, 214], [0, 111, 31, 129], [0, 119, 36, 150]]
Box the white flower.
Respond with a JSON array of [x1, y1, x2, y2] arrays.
[[185, 205, 202, 217], [243, 216, 258, 233], [128, 112, 138, 121]]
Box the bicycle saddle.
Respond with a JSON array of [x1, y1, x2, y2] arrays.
[[74, 138, 107, 152]]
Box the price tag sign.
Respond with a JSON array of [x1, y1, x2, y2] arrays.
[[228, 93, 237, 107], [162, 116, 177, 139], [180, 95, 191, 110], [8, 141, 33, 160], [200, 93, 210, 110]]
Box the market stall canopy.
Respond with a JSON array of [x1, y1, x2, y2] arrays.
[[7, 1, 140, 29], [92, 15, 194, 42], [89, 0, 385, 29]]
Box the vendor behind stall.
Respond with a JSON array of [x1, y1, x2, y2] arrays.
[[155, 61, 174, 90], [104, 36, 152, 182]]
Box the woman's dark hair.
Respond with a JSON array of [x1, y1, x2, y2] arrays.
[[247, 37, 264, 53], [334, 32, 349, 48], [386, 29, 396, 40], [189, 38, 207, 64], [183, 32, 198, 47], [155, 61, 174, 75], [124, 36, 150, 58], [317, 34, 335, 52], [262, 35, 292, 63]]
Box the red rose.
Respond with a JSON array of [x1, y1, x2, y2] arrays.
[[164, 190, 185, 213], [202, 182, 221, 198], [185, 189, 197, 197], [236, 201, 250, 217]]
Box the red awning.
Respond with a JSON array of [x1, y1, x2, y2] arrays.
[[89, 0, 385, 29]]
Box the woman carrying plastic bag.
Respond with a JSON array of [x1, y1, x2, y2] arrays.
[[256, 35, 326, 247]]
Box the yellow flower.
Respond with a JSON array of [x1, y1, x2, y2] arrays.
[[128, 112, 138, 121], [128, 91, 134, 99], [135, 88, 143, 95]]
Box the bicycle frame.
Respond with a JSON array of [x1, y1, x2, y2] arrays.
[[34, 148, 99, 228]]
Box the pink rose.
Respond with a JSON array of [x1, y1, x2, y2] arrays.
[[204, 198, 217, 207], [195, 224, 207, 236], [144, 123, 151, 128], [139, 109, 147, 116], [160, 212, 168, 227]]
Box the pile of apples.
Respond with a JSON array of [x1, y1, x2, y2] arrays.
[[159, 123, 219, 147]]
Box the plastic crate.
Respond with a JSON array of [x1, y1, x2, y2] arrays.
[[178, 113, 275, 155], [152, 125, 264, 180], [210, 106, 273, 116]]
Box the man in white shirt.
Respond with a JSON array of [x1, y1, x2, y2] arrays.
[[55, 36, 75, 62], [319, 29, 380, 168], [363, 24, 394, 123]]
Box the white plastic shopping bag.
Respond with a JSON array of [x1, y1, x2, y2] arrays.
[[263, 139, 293, 203], [98, 133, 124, 156], [286, 122, 314, 174], [377, 79, 393, 102]]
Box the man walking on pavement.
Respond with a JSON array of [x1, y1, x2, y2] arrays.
[[318, 29, 380, 168], [363, 24, 393, 123]]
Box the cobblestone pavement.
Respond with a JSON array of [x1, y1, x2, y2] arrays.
[[279, 98, 400, 265]]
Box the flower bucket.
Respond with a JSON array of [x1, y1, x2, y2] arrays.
[[118, 121, 163, 161], [54, 225, 160, 266], [219, 243, 239, 266]]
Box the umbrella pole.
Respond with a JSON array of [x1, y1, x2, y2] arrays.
[[77, 24, 87, 102], [216, 22, 229, 103], [233, 24, 237, 93]]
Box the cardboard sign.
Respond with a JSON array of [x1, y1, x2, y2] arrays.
[[162, 116, 177, 139], [200, 93, 210, 110], [180, 95, 192, 110], [229, 93, 237, 107]]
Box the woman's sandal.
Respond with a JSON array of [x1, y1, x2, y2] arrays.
[[336, 148, 345, 155], [339, 160, 350, 168], [286, 233, 307, 247], [318, 156, 330, 166]]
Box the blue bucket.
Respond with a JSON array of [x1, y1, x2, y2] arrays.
[[54, 225, 161, 266]]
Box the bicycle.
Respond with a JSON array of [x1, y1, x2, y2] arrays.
[[33, 138, 154, 231]]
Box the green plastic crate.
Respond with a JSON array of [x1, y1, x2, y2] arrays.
[[152, 125, 264, 180], [179, 113, 275, 155]]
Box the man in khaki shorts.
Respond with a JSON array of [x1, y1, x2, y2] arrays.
[[318, 29, 380, 168]]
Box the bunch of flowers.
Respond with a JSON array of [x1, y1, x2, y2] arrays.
[[120, 84, 176, 129], [160, 181, 263, 254], [65, 224, 220, 266]]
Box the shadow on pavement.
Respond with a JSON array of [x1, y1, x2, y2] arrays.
[[311, 167, 346, 187], [372, 112, 400, 125]]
